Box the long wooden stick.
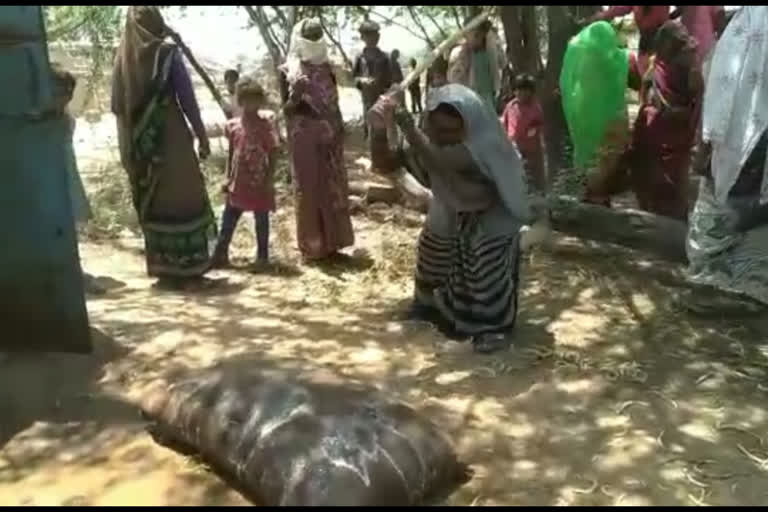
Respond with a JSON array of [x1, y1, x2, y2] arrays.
[[366, 10, 494, 212], [398, 9, 492, 92], [167, 28, 230, 119], [367, 9, 493, 129]]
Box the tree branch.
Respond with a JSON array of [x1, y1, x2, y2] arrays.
[[269, 5, 288, 31], [265, 15, 287, 56], [449, 6, 464, 30], [423, 9, 449, 41], [317, 9, 353, 70], [242, 5, 285, 85], [355, 6, 432, 46], [406, 6, 435, 48], [46, 16, 89, 41], [284, 5, 297, 50]]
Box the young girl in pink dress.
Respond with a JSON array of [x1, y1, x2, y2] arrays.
[[213, 78, 280, 267]]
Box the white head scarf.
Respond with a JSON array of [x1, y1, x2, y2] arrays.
[[702, 6, 768, 204], [283, 18, 329, 82], [427, 83, 530, 224]]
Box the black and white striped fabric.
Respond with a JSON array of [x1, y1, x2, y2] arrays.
[[415, 213, 521, 337]]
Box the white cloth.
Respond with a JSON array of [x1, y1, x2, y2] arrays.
[[700, 46, 713, 84], [702, 6, 768, 205], [282, 18, 329, 83]]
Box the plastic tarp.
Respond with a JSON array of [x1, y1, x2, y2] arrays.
[[560, 21, 629, 170], [140, 363, 472, 506]]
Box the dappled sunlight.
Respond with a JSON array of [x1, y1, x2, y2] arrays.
[[7, 151, 768, 505]]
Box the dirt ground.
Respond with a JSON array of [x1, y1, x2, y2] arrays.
[[4, 119, 768, 506]]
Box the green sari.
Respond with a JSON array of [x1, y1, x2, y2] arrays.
[[127, 46, 216, 278]]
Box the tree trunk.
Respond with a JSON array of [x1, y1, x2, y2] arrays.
[[500, 6, 523, 71], [521, 6, 543, 74], [548, 196, 688, 264], [539, 5, 601, 174], [500, 6, 542, 76], [541, 6, 577, 172]]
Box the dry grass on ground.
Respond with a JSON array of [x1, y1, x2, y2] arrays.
[[3, 126, 768, 506]]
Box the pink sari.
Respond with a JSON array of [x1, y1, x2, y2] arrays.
[[630, 55, 701, 220], [286, 61, 354, 260]]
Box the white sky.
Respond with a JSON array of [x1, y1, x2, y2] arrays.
[[161, 6, 428, 73]]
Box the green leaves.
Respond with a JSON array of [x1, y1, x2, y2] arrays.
[[44, 6, 122, 108], [44, 6, 121, 43]]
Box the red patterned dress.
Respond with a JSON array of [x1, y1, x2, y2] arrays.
[[224, 113, 279, 212]]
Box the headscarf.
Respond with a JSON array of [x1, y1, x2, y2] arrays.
[[426, 83, 530, 223], [111, 6, 170, 168], [111, 6, 168, 120], [702, 6, 768, 204], [283, 18, 328, 83], [560, 21, 629, 169]]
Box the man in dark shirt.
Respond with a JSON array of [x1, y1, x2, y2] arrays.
[[352, 20, 392, 139]]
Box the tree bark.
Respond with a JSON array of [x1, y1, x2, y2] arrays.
[[548, 196, 688, 264], [500, 5, 542, 77], [521, 6, 543, 75], [500, 6, 523, 71], [541, 6, 577, 172]]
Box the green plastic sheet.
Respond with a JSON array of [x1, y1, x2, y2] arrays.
[[560, 21, 629, 169]]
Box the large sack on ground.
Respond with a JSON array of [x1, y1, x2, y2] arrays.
[[140, 363, 471, 506]]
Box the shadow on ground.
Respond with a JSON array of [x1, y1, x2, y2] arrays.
[[4, 132, 768, 504]]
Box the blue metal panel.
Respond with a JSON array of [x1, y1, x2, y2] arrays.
[[0, 6, 90, 352]]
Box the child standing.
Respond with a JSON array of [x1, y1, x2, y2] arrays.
[[51, 64, 92, 229], [213, 78, 279, 268], [501, 73, 546, 194], [51, 64, 104, 294]]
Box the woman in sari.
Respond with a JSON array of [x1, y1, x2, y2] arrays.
[[280, 18, 354, 262], [111, 6, 216, 288], [560, 21, 631, 207], [627, 21, 703, 221], [685, 6, 768, 314], [370, 84, 530, 354], [579, 21, 702, 220]]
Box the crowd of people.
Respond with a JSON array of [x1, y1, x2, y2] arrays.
[[55, 5, 768, 354]]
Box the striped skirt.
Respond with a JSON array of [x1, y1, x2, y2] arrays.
[[415, 214, 521, 336]]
